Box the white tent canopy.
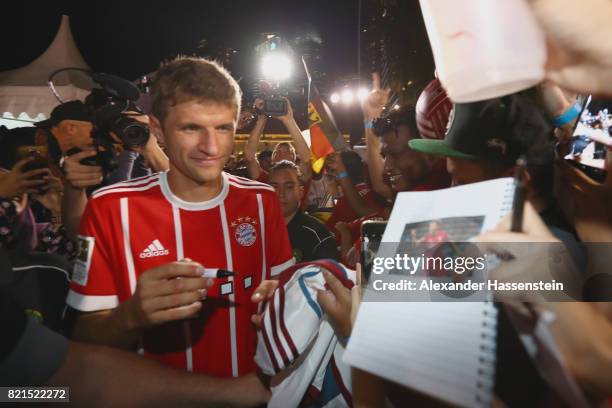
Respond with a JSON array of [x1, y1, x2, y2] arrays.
[[0, 15, 91, 129]]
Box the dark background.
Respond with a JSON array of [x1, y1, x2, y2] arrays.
[[1, 0, 435, 135], [2, 1, 358, 79]]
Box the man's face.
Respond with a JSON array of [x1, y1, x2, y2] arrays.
[[53, 120, 94, 151], [157, 100, 236, 185], [71, 120, 94, 141], [260, 157, 272, 172], [272, 145, 295, 163], [380, 126, 429, 192], [268, 168, 302, 219]]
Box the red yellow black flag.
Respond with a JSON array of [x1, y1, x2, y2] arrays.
[[303, 57, 347, 173]]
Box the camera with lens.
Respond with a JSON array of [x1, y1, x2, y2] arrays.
[[47, 68, 152, 186], [86, 86, 150, 149], [65, 72, 150, 179], [262, 96, 289, 117], [252, 78, 289, 117]]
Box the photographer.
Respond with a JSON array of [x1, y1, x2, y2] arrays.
[[0, 127, 74, 332], [35, 101, 93, 154], [0, 160, 55, 250], [32, 101, 97, 239], [243, 96, 312, 184], [0, 126, 73, 256], [106, 111, 169, 183], [48, 101, 169, 238]]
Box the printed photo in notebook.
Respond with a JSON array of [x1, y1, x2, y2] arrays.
[[343, 178, 516, 408]]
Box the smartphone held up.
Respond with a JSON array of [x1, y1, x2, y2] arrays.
[[564, 96, 612, 183]]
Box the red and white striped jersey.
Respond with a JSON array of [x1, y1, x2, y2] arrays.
[[67, 171, 295, 377]]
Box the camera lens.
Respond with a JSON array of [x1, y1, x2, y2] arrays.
[[111, 117, 150, 148], [264, 97, 288, 116]]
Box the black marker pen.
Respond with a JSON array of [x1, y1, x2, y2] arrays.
[[511, 156, 527, 232], [197, 267, 236, 279]]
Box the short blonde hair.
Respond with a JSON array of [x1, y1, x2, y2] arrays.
[[151, 56, 242, 124]]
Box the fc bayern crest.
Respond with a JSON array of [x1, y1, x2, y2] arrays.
[[235, 223, 257, 247]]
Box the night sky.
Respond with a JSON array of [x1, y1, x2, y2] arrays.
[[2, 1, 361, 81], [2, 1, 434, 136]]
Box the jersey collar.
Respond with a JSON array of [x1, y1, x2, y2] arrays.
[[160, 171, 229, 211]]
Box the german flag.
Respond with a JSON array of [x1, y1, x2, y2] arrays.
[[303, 58, 347, 173]]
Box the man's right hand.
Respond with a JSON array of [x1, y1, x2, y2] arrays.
[[63, 149, 104, 189], [361, 72, 390, 121], [122, 260, 214, 330]]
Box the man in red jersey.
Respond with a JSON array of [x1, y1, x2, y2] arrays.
[[67, 57, 294, 379]]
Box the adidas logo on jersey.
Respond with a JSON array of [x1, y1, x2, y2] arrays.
[[139, 239, 170, 258]]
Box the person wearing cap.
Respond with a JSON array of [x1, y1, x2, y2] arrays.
[[406, 93, 597, 407], [409, 93, 584, 247], [44, 100, 169, 239], [35, 101, 97, 240], [409, 94, 553, 187], [36, 101, 93, 153]]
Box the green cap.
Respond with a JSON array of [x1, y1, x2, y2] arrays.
[[408, 138, 479, 160], [409, 95, 552, 166]]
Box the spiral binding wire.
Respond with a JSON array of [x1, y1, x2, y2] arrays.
[[474, 301, 498, 407], [499, 182, 515, 220]]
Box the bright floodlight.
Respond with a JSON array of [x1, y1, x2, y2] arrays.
[[261, 53, 292, 81], [330, 93, 340, 104], [393, 104, 401, 110], [357, 88, 369, 101], [341, 89, 354, 104]]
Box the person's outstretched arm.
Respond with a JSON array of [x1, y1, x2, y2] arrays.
[[278, 97, 313, 181], [48, 341, 270, 408], [244, 99, 267, 181], [361, 73, 392, 200], [327, 154, 377, 218], [365, 128, 392, 200]]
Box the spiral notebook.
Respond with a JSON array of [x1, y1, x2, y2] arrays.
[[380, 177, 515, 244], [344, 178, 515, 408]]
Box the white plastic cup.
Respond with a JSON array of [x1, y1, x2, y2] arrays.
[[420, 0, 546, 102]]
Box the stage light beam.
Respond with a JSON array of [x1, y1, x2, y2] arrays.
[[357, 88, 369, 102], [341, 89, 354, 104], [261, 53, 292, 81]]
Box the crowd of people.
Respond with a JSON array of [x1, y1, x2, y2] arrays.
[[1, 0, 612, 406]]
